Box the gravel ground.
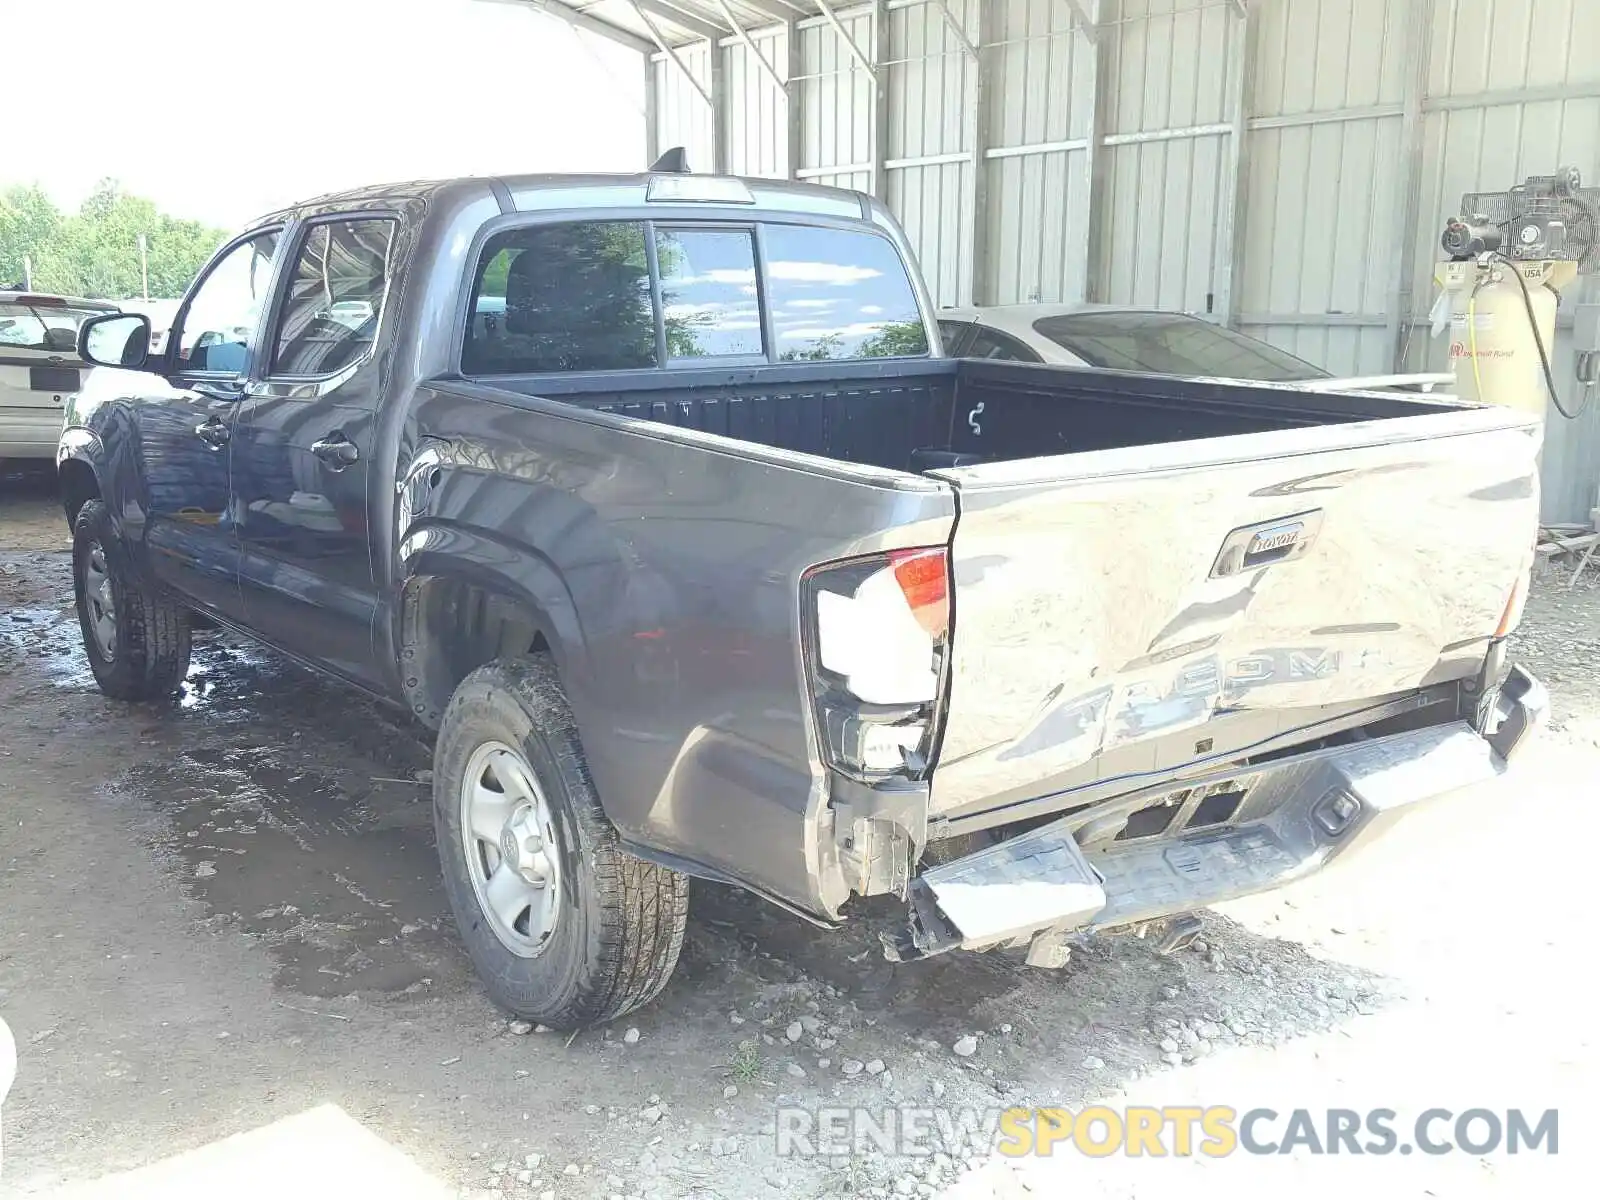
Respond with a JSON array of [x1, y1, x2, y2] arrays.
[[0, 467, 1595, 1198]]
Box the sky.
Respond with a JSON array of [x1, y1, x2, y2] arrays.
[[5, 0, 647, 229]]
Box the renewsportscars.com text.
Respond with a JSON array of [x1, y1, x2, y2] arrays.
[[775, 1105, 1559, 1159]]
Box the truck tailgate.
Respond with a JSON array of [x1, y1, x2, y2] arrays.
[[926, 406, 1539, 818]]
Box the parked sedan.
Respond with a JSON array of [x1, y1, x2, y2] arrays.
[[938, 304, 1451, 392], [1, 292, 120, 460]]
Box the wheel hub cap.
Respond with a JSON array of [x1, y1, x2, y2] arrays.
[[81, 540, 116, 661], [460, 742, 562, 958]]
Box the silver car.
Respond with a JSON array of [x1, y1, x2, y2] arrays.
[[1, 292, 120, 460], [938, 303, 1452, 393]]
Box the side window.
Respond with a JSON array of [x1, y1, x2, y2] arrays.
[[965, 327, 1039, 362], [763, 225, 929, 361], [936, 320, 973, 355], [270, 218, 395, 377], [173, 232, 281, 374], [464, 222, 655, 375], [656, 227, 762, 361]]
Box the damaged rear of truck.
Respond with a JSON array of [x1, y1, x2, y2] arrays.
[[383, 177, 1550, 1014], [827, 401, 1545, 967], [64, 171, 1547, 1027]]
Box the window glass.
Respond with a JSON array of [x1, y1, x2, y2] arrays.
[[175, 232, 280, 374], [965, 327, 1038, 362], [935, 320, 972, 354], [270, 219, 394, 376], [763, 225, 929, 361], [0, 301, 109, 351], [1031, 312, 1327, 382], [463, 222, 655, 375], [656, 228, 762, 360]]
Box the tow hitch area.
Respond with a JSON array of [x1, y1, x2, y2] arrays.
[[883, 667, 1546, 964]]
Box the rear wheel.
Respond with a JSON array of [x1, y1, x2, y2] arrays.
[[434, 655, 689, 1029], [72, 499, 191, 701]]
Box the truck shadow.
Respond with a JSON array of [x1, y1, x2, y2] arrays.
[[677, 879, 1391, 1097]]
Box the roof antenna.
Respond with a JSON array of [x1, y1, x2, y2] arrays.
[[649, 146, 690, 174]]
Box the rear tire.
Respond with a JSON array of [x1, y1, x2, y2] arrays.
[[72, 499, 192, 701], [434, 655, 689, 1029]]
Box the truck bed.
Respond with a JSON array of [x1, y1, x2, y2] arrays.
[[453, 356, 1535, 855], [480, 358, 1455, 475]]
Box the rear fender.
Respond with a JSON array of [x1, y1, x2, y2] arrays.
[[396, 529, 591, 727]]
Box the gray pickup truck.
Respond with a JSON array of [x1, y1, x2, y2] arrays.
[[60, 169, 1546, 1029]]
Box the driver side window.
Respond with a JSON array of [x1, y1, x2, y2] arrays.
[[173, 231, 281, 375]]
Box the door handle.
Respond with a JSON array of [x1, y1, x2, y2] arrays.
[[194, 417, 230, 449], [311, 434, 359, 469]]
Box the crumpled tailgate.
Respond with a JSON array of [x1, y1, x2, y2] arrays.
[[926, 406, 1539, 819]]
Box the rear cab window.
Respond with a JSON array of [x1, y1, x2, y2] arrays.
[[0, 299, 113, 355], [461, 219, 928, 376]]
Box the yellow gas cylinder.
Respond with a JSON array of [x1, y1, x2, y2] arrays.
[[1435, 258, 1577, 418]]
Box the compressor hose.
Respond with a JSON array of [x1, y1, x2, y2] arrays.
[[1491, 251, 1587, 419]]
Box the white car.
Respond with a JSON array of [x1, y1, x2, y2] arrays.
[[937, 303, 1452, 392], [1, 292, 120, 460]]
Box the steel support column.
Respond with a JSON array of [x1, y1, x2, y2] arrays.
[[644, 52, 660, 164], [785, 18, 804, 179], [1075, 0, 1108, 302], [964, 0, 992, 304], [710, 37, 729, 174], [872, 0, 891, 200], [1212, 0, 1254, 325], [1386, 0, 1435, 371]]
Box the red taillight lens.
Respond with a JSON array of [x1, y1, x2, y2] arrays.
[[889, 548, 949, 639], [1495, 572, 1528, 638]]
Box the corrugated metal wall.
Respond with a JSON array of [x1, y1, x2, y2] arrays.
[[651, 0, 1600, 520]]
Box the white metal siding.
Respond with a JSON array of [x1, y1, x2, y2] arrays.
[[652, 42, 715, 173], [724, 27, 789, 177], [646, 0, 1600, 518], [982, 0, 1092, 304]]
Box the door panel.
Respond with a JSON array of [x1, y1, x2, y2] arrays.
[[232, 216, 394, 686], [233, 394, 378, 683], [123, 229, 283, 617], [135, 379, 242, 615]]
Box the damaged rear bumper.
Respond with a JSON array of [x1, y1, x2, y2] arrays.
[[885, 665, 1547, 962]]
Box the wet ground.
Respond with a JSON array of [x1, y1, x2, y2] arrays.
[[1, 465, 1594, 1198]]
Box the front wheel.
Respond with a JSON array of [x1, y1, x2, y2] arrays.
[[72, 499, 192, 701], [434, 655, 689, 1029]]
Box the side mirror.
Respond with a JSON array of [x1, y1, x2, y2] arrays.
[[42, 326, 78, 352], [78, 312, 153, 369]]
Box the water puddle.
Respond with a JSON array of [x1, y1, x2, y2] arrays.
[[121, 745, 463, 998]]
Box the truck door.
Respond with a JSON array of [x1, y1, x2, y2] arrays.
[[134, 229, 284, 619], [232, 216, 395, 688]]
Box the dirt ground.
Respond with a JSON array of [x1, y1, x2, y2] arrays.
[[1, 464, 1595, 1198]]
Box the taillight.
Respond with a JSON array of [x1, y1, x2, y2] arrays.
[[806, 548, 950, 779], [1495, 571, 1528, 638], [889, 549, 950, 639]]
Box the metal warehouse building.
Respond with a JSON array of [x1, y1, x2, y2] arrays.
[[527, 0, 1600, 522]]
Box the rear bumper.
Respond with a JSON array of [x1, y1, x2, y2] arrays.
[[886, 665, 1547, 960], [0, 409, 65, 458]]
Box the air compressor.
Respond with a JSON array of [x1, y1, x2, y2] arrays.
[[1433, 165, 1599, 421]]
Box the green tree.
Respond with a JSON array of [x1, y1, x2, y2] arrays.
[[0, 179, 227, 299], [858, 319, 929, 358], [0, 184, 62, 287]]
